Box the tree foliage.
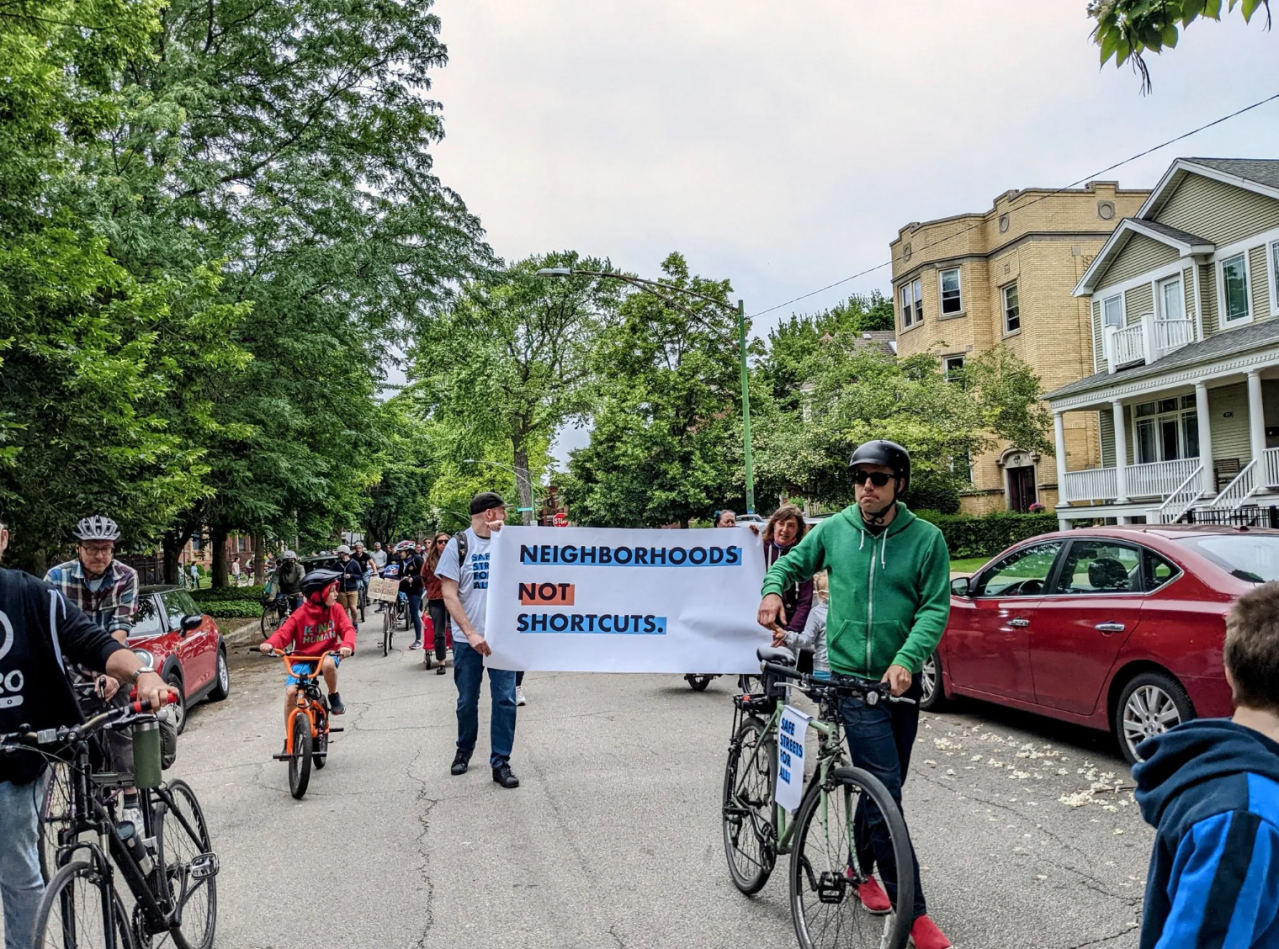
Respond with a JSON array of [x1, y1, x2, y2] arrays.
[[1090, 0, 1271, 90]]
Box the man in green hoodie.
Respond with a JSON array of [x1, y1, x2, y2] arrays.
[[757, 440, 952, 949]]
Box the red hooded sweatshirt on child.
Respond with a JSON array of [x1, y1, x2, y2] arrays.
[[264, 591, 357, 658]]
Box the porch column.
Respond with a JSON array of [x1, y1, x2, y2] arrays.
[[1053, 412, 1068, 505], [1195, 381, 1214, 494], [1112, 399, 1129, 503], [1247, 370, 1266, 464]]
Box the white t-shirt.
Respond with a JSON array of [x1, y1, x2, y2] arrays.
[[435, 528, 493, 636], [371, 549, 387, 569]]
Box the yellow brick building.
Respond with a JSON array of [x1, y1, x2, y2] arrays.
[[889, 181, 1149, 514]]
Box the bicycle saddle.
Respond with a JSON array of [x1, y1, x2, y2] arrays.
[[756, 646, 796, 666]]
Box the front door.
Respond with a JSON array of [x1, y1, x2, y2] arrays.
[[1008, 466, 1037, 513], [946, 540, 1063, 702], [1029, 539, 1145, 715]]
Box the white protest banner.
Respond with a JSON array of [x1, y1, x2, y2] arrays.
[[486, 526, 768, 673], [775, 705, 812, 815]]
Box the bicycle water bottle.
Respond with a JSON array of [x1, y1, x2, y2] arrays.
[[132, 719, 163, 789]]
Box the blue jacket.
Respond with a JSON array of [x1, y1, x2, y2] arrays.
[[1133, 719, 1279, 949]]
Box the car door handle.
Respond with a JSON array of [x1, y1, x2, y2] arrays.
[[1094, 622, 1125, 633], [1009, 617, 1030, 627]]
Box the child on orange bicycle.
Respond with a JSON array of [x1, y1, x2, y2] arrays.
[[259, 568, 356, 720]]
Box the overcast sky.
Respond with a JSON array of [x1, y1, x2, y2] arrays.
[[423, 1, 1279, 460]]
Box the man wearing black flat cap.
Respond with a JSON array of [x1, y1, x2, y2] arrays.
[[437, 492, 520, 788]]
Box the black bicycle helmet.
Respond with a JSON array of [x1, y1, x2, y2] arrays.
[[300, 568, 343, 600], [849, 440, 911, 495]]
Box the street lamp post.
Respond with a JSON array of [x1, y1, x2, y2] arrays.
[[463, 458, 540, 525], [536, 267, 756, 515]]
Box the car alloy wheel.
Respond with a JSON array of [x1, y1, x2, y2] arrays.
[[1122, 685, 1181, 757], [920, 654, 937, 705]]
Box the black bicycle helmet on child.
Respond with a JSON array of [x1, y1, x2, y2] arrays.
[[848, 440, 911, 495], [300, 568, 343, 601]]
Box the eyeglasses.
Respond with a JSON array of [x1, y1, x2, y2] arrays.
[[851, 470, 894, 487]]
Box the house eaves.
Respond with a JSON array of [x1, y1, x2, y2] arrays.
[[1140, 158, 1279, 219], [1072, 217, 1214, 297]]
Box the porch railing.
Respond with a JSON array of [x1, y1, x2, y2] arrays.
[[1061, 467, 1118, 503], [1109, 324, 1144, 369], [1155, 464, 1205, 524], [1152, 318, 1195, 354], [1209, 459, 1259, 509], [1127, 458, 1201, 498], [1266, 447, 1279, 489]]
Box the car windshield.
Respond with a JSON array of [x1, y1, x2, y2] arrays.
[[130, 597, 166, 638], [1177, 534, 1279, 584]]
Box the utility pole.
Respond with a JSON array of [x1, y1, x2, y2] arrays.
[[739, 299, 755, 515]]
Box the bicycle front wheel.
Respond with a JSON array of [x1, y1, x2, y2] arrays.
[[722, 716, 777, 895], [152, 779, 217, 949], [34, 859, 136, 949], [39, 762, 75, 883], [260, 607, 281, 639], [789, 766, 914, 949], [381, 610, 392, 657], [288, 715, 313, 800]]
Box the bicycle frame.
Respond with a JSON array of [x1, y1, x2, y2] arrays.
[[274, 651, 337, 756]]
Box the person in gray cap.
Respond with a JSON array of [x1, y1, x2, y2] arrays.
[[437, 492, 519, 788]]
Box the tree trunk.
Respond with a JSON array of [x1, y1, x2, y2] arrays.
[[210, 525, 228, 587], [162, 524, 197, 585], [253, 533, 266, 584], [512, 435, 534, 526]]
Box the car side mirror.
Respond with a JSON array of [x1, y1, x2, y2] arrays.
[[179, 614, 204, 634], [950, 576, 971, 597]]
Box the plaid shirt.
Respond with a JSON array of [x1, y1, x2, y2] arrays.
[[44, 558, 139, 636]]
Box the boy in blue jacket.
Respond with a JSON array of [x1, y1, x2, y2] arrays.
[[1134, 581, 1279, 949]]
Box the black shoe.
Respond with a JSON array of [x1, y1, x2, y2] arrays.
[[450, 749, 470, 776], [492, 763, 520, 789], [435, 662, 446, 675], [329, 693, 345, 715]]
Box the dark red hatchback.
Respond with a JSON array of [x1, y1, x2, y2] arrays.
[[930, 525, 1277, 762]]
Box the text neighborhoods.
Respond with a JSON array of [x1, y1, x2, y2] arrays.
[[519, 544, 742, 567]]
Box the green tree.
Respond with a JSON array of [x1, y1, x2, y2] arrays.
[[1090, 0, 1271, 89], [563, 254, 744, 528], [411, 252, 622, 524]]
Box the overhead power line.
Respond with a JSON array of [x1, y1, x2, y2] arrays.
[[748, 90, 1279, 321]]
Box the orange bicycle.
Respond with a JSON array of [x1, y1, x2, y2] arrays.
[[260, 649, 343, 799]]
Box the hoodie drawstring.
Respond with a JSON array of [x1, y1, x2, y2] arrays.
[[858, 531, 865, 552], [881, 530, 888, 568]]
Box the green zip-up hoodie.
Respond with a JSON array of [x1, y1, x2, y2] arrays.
[[760, 502, 950, 680]]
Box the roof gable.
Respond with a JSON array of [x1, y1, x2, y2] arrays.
[[1073, 217, 1213, 296], [1141, 158, 1279, 218]]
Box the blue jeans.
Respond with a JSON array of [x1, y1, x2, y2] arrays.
[[406, 592, 423, 642], [841, 674, 927, 922], [0, 775, 47, 949], [453, 639, 516, 768]]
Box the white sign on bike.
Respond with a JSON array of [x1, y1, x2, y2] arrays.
[[485, 526, 768, 673], [366, 578, 400, 603], [775, 705, 812, 814]]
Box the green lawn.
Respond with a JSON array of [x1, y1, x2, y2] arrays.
[[949, 556, 989, 574]]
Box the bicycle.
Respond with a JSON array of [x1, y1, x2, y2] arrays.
[[261, 590, 298, 639], [261, 648, 343, 799], [381, 595, 406, 656], [4, 694, 219, 949], [722, 646, 916, 949]]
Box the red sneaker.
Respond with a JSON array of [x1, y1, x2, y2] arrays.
[[909, 915, 952, 949], [853, 877, 891, 915]]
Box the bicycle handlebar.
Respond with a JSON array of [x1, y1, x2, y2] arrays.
[[0, 693, 172, 753], [758, 661, 917, 705]]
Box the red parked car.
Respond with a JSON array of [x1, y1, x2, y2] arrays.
[[930, 525, 1277, 763], [127, 585, 231, 733]]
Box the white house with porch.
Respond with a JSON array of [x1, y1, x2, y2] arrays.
[[1045, 158, 1279, 528]]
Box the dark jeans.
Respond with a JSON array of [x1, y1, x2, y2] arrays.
[[427, 598, 448, 660], [453, 639, 516, 768], [276, 592, 302, 619], [516, 671, 524, 687], [841, 674, 927, 922], [406, 592, 423, 642]]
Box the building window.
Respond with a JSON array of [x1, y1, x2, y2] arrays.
[[1102, 294, 1124, 328], [899, 283, 915, 328], [912, 277, 922, 323], [950, 451, 972, 483], [1158, 275, 1184, 322], [190, 534, 202, 552], [943, 355, 965, 383], [939, 268, 962, 315], [1003, 282, 1020, 334], [1134, 394, 1199, 464], [1221, 253, 1251, 323]]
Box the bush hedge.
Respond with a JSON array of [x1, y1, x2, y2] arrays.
[[190, 585, 267, 604], [918, 511, 1059, 560], [199, 599, 264, 619]]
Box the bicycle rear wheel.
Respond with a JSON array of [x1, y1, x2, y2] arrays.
[[722, 716, 777, 894], [39, 762, 75, 883], [34, 859, 136, 948], [260, 607, 281, 639], [313, 713, 329, 770], [381, 610, 392, 657], [288, 715, 313, 800], [789, 766, 914, 949], [152, 779, 217, 949]]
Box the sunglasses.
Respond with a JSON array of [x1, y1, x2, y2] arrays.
[[851, 470, 894, 487]]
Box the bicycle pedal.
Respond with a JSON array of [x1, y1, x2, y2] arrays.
[[816, 871, 848, 905], [328, 726, 344, 733], [189, 852, 220, 880], [271, 753, 294, 761]]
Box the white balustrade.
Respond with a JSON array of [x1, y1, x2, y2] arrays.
[[1126, 458, 1201, 498], [1209, 459, 1258, 509], [1153, 318, 1195, 355], [1156, 464, 1205, 524], [1266, 448, 1279, 489], [1109, 324, 1144, 370], [1061, 467, 1118, 503]]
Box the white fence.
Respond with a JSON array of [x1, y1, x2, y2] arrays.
[[1061, 467, 1118, 503], [1153, 318, 1195, 355], [1127, 458, 1201, 498], [1109, 324, 1144, 369]]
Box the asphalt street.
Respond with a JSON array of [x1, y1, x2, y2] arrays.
[[152, 615, 1151, 949]]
